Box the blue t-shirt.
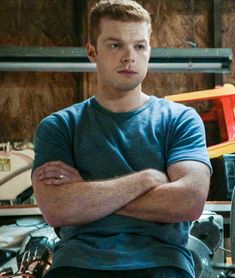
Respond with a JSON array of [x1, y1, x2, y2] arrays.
[[33, 96, 211, 276]]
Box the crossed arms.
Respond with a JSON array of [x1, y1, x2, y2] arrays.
[[32, 160, 210, 227]]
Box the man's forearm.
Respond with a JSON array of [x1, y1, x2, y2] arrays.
[[116, 162, 210, 223], [33, 168, 166, 227], [116, 182, 188, 223]]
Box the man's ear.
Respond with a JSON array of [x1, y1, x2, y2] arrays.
[[86, 43, 97, 63]]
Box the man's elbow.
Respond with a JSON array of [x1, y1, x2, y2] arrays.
[[37, 204, 63, 227], [188, 199, 206, 221], [44, 216, 61, 228], [187, 185, 209, 221], [188, 207, 204, 221]]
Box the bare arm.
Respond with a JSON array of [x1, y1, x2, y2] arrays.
[[116, 161, 210, 223], [32, 161, 168, 227]]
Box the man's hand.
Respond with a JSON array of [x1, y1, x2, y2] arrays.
[[32, 161, 83, 185]]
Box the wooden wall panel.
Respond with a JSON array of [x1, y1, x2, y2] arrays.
[[142, 0, 215, 97], [0, 72, 79, 141], [0, 0, 82, 142], [223, 0, 235, 84]]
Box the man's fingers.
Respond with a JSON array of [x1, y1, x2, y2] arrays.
[[43, 175, 83, 185], [34, 161, 82, 179], [36, 170, 62, 180], [44, 178, 65, 185], [33, 161, 84, 184], [41, 161, 80, 175], [36, 170, 82, 181]]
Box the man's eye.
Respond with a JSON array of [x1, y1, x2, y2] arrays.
[[111, 43, 121, 49], [135, 44, 145, 50]]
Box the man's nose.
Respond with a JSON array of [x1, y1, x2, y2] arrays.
[[121, 47, 135, 63]]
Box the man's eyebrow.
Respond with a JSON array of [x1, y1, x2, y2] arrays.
[[135, 39, 148, 43], [105, 37, 122, 42], [104, 38, 147, 43]]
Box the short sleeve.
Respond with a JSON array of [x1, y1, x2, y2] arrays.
[[32, 114, 75, 173], [166, 108, 212, 173]]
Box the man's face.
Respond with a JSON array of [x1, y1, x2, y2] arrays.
[[88, 18, 151, 94]]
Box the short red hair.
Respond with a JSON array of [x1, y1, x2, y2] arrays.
[[89, 0, 152, 46]]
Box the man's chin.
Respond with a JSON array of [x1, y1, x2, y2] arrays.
[[113, 82, 142, 92]]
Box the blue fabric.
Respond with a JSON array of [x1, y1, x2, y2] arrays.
[[33, 96, 211, 277], [44, 266, 192, 278]]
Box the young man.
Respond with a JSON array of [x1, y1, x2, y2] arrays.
[[32, 1, 211, 277]]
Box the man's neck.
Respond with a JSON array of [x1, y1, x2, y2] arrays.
[[95, 91, 150, 113]]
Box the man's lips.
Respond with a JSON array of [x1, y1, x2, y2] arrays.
[[118, 69, 137, 74]]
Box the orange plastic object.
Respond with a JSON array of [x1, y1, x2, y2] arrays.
[[165, 84, 235, 158]]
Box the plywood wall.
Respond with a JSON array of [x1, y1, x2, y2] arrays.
[[0, 0, 82, 142], [0, 0, 234, 143], [222, 0, 235, 84]]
